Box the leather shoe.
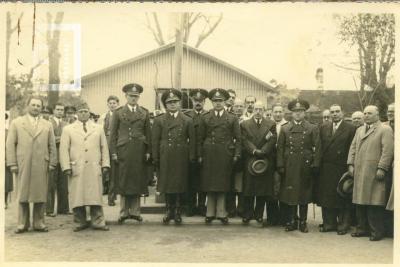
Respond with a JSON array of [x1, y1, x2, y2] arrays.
[[299, 222, 308, 233], [33, 227, 48, 232], [46, 213, 56, 217], [369, 235, 383, 241], [219, 217, 229, 225], [73, 224, 90, 232], [205, 216, 215, 223], [93, 225, 109, 231], [256, 217, 263, 224], [242, 217, 251, 224], [14, 228, 28, 234], [130, 215, 143, 222], [117, 216, 129, 225], [319, 227, 337, 233], [337, 230, 347, 235], [285, 223, 296, 232], [351, 232, 369, 237]]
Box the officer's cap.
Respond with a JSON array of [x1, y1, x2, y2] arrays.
[[122, 83, 143, 95], [208, 88, 230, 101], [161, 89, 182, 105], [288, 98, 310, 111], [76, 102, 90, 112], [189, 88, 208, 101]]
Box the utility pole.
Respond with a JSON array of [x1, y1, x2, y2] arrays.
[[174, 13, 184, 90]]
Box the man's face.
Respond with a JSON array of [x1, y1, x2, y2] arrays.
[[53, 105, 64, 118], [108, 100, 119, 112], [264, 110, 272, 119], [330, 106, 343, 123], [272, 106, 284, 122], [233, 103, 244, 116], [126, 93, 139, 106], [193, 99, 205, 112], [245, 97, 256, 113], [253, 107, 264, 119], [351, 113, 364, 127], [387, 105, 395, 122], [212, 99, 225, 111], [292, 110, 305, 121], [166, 100, 180, 113], [77, 109, 90, 122], [322, 110, 331, 122], [363, 106, 379, 124], [225, 92, 236, 107], [27, 99, 42, 117]]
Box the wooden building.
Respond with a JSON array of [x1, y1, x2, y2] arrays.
[[80, 43, 275, 114]]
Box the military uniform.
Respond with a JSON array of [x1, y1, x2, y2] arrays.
[[109, 83, 151, 223], [152, 89, 196, 224], [197, 88, 241, 223], [277, 99, 321, 232], [183, 88, 209, 216]]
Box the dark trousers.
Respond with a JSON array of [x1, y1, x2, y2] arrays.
[[186, 191, 206, 210], [266, 200, 280, 225], [321, 206, 352, 231], [243, 196, 266, 219], [108, 159, 119, 202], [46, 164, 69, 214], [165, 193, 183, 211], [355, 204, 385, 237], [282, 204, 307, 224], [226, 192, 244, 216]]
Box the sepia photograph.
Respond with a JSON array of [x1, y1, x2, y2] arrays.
[[1, 2, 398, 265]]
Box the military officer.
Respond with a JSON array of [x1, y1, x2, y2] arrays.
[[197, 88, 241, 224], [109, 83, 151, 224], [152, 89, 195, 224], [183, 89, 208, 217], [277, 99, 321, 233]]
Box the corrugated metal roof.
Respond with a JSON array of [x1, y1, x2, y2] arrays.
[[81, 42, 275, 92]]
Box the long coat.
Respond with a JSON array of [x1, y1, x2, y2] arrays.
[[347, 121, 394, 206], [184, 109, 207, 191], [59, 120, 110, 209], [277, 120, 321, 205], [315, 121, 356, 208], [6, 115, 57, 202], [109, 105, 151, 195], [241, 118, 277, 196], [152, 112, 195, 193], [197, 109, 241, 192]]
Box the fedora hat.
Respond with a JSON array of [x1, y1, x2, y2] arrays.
[[248, 158, 269, 177], [337, 172, 354, 199]]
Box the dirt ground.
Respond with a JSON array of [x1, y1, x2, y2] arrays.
[[3, 196, 393, 263]]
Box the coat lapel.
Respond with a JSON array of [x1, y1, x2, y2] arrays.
[[32, 119, 45, 139], [361, 122, 379, 140], [85, 121, 96, 138], [21, 115, 35, 137], [72, 121, 86, 137]]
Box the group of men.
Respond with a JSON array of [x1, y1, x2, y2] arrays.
[[5, 84, 395, 242]]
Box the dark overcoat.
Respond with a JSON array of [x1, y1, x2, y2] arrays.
[[241, 118, 277, 197], [197, 109, 241, 192], [109, 104, 151, 195], [184, 109, 207, 191], [277, 120, 321, 205], [315, 121, 356, 208], [152, 112, 195, 193]]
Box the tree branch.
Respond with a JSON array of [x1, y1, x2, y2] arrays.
[[195, 13, 223, 48]]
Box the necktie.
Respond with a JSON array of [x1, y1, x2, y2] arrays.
[[257, 119, 261, 126], [365, 124, 370, 133], [332, 123, 337, 135], [83, 122, 87, 133]]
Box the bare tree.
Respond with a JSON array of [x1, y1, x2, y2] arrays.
[[46, 12, 64, 107], [145, 12, 223, 48], [6, 12, 23, 84], [336, 14, 395, 115]]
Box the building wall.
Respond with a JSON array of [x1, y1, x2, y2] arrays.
[[81, 47, 271, 115]]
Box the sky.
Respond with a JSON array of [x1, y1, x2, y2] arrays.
[[6, 3, 395, 91]]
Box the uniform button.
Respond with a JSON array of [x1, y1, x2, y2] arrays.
[[129, 137, 131, 140], [129, 128, 131, 130], [85, 149, 88, 152], [290, 152, 293, 154], [85, 161, 88, 163], [84, 138, 87, 141]]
